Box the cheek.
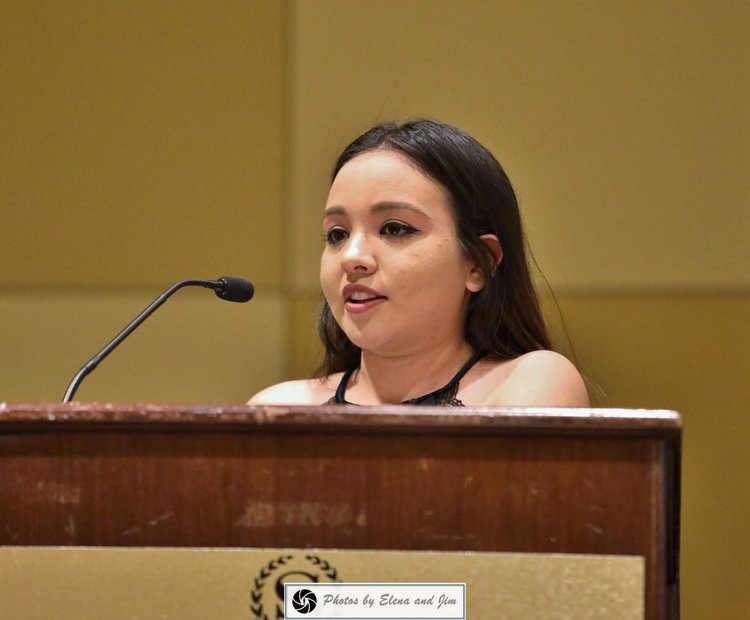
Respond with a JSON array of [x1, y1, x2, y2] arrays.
[[390, 240, 469, 295], [414, 238, 468, 278]]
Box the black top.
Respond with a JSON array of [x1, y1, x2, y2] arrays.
[[323, 352, 484, 406]]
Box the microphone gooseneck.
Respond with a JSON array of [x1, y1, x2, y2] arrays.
[[62, 276, 254, 403]]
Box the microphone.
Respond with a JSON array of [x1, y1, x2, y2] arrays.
[[62, 276, 254, 403], [211, 275, 255, 302]]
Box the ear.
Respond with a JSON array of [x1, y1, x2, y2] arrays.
[[480, 233, 503, 266], [466, 234, 503, 293]]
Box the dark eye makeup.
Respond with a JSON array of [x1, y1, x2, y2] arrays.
[[380, 221, 419, 238], [323, 227, 348, 245], [323, 221, 421, 246]]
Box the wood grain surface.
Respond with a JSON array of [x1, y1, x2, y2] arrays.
[[0, 403, 680, 619]]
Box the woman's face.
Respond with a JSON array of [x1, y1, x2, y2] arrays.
[[320, 150, 483, 357]]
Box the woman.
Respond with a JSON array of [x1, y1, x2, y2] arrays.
[[250, 119, 588, 407]]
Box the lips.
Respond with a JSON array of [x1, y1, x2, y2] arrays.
[[342, 284, 387, 314]]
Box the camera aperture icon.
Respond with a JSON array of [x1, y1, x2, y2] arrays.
[[291, 588, 317, 614]]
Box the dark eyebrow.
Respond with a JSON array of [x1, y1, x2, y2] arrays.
[[323, 201, 430, 219], [372, 201, 429, 217], [323, 206, 346, 218]]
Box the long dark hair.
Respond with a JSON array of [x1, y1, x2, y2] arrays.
[[316, 119, 551, 375]]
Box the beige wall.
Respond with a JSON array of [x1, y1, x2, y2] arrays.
[[0, 0, 287, 402], [288, 0, 749, 291], [1, 1, 748, 618], [1, 1, 286, 289]]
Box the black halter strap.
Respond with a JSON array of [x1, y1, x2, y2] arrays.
[[330, 351, 484, 405]]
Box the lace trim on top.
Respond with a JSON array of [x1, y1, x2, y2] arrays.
[[322, 352, 483, 406]]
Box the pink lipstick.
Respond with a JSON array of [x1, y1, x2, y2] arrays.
[[342, 284, 387, 314]]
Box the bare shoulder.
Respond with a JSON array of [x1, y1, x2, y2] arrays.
[[247, 375, 340, 406], [483, 350, 590, 408]]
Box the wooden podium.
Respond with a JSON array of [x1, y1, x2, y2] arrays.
[[0, 403, 680, 619]]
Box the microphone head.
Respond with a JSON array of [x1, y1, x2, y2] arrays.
[[216, 276, 254, 303]]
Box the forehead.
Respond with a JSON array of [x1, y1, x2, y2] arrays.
[[326, 150, 451, 213]]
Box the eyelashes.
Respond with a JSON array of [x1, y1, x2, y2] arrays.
[[323, 227, 348, 245], [323, 221, 420, 246], [380, 221, 419, 238]]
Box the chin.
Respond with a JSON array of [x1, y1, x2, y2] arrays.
[[341, 329, 378, 351], [340, 323, 392, 355], [346, 333, 415, 359]]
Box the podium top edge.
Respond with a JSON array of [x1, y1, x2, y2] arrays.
[[0, 402, 682, 435]]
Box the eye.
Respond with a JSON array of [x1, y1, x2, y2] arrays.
[[324, 226, 349, 246], [380, 221, 419, 238]]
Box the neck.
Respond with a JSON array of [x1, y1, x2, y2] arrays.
[[348, 339, 475, 405]]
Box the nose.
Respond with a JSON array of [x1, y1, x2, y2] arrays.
[[341, 232, 376, 275]]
